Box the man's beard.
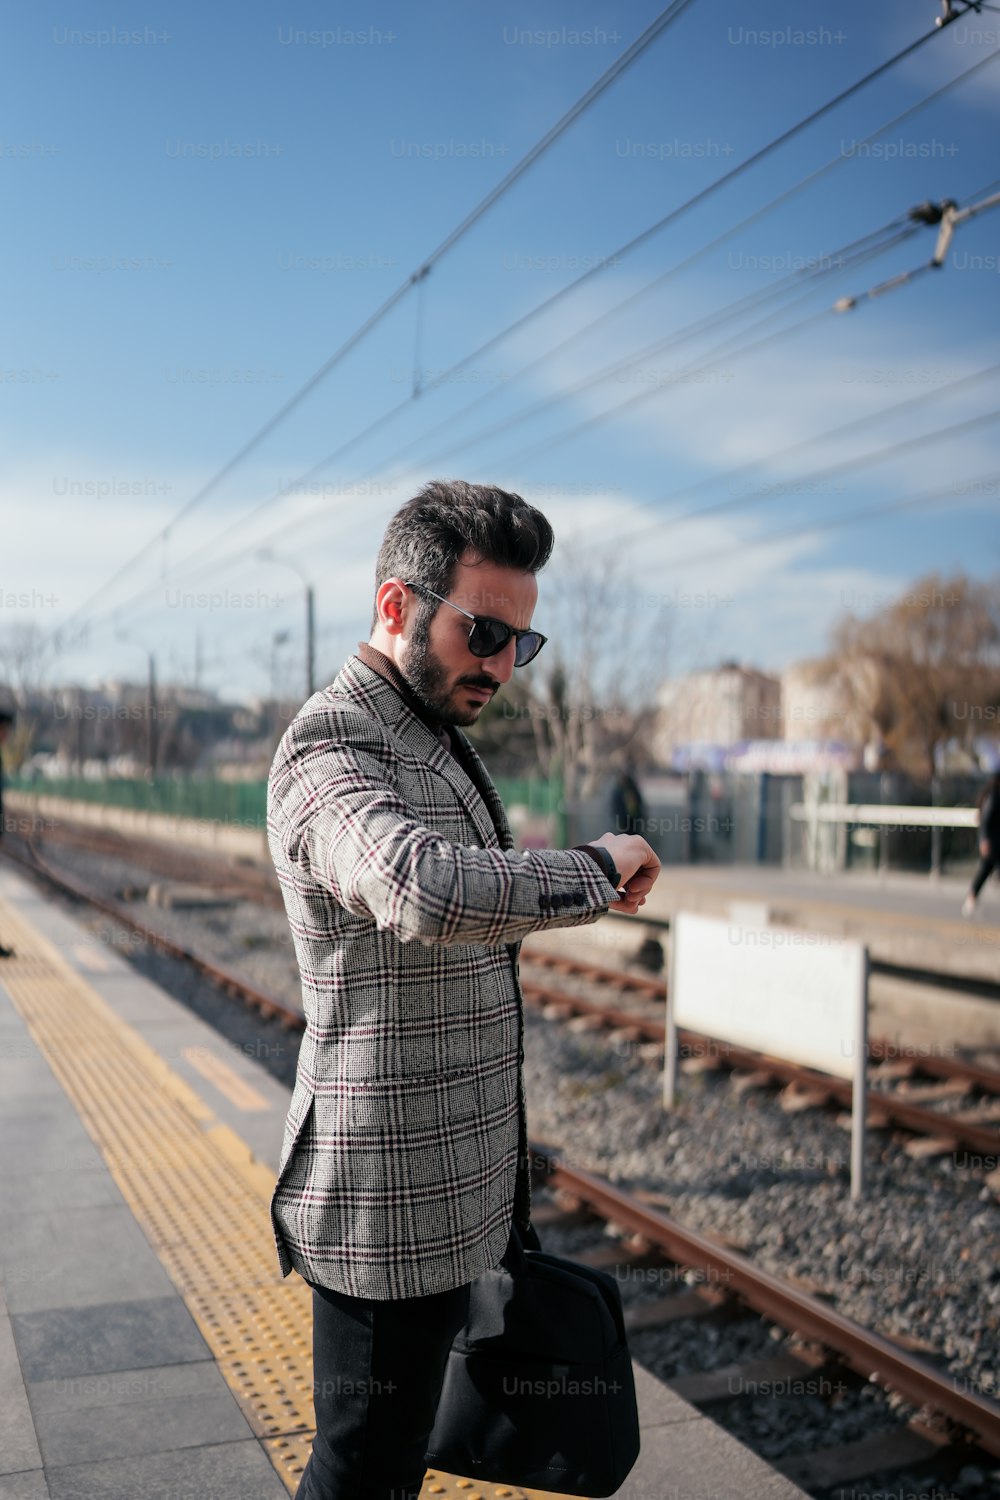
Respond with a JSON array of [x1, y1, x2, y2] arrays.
[[400, 609, 495, 727]]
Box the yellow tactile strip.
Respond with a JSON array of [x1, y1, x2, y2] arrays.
[[0, 899, 553, 1499]]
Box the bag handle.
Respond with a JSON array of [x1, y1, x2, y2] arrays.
[[500, 1218, 541, 1272]]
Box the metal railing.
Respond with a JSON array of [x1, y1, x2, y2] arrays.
[[789, 801, 979, 876]]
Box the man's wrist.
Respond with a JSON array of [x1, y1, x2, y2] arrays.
[[576, 842, 622, 892]]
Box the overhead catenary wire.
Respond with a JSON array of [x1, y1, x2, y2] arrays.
[[377, 223, 925, 479], [92, 208, 955, 631], [491, 167, 1000, 528], [63, 3, 986, 649], [103, 166, 1000, 641], [114, 300, 838, 624], [52, 0, 696, 648], [364, 224, 920, 477], [117, 368, 1000, 650], [609, 407, 1000, 568], [468, 238, 927, 478], [364, 31, 1000, 483], [103, 41, 1000, 633], [140, 28, 1000, 599], [637, 467, 1000, 575], [569, 357, 1000, 545]]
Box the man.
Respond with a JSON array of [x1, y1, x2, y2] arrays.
[[0, 710, 14, 958], [611, 764, 646, 837], [962, 771, 1000, 917], [267, 480, 660, 1500]]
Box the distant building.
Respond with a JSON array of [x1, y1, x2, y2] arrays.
[[778, 660, 853, 741], [724, 738, 859, 774], [654, 662, 781, 766]]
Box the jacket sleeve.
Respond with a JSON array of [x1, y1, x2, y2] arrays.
[[268, 705, 618, 947]]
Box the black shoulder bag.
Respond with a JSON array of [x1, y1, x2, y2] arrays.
[[425, 1222, 641, 1496]]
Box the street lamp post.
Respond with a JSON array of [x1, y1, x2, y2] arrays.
[[257, 550, 316, 700], [270, 630, 291, 739], [115, 632, 158, 781]]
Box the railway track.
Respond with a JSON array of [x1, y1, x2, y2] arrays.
[[7, 832, 1000, 1496], [527, 1155, 1000, 1495], [520, 949, 1000, 1169], [13, 826, 1000, 1164], [13, 822, 1000, 1158], [20, 816, 285, 909]]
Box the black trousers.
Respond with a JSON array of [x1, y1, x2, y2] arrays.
[[971, 853, 997, 898], [293, 1270, 473, 1500]]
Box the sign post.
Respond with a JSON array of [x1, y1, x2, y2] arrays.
[[664, 912, 869, 1198]]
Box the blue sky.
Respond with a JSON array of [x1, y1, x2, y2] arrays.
[[4, 0, 999, 704]]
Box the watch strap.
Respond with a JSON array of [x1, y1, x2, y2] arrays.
[[578, 843, 622, 892]]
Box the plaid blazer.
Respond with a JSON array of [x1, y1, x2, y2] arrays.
[[266, 653, 618, 1299]]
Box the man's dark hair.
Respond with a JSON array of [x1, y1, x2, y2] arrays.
[[371, 479, 554, 632]]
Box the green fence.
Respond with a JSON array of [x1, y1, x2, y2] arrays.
[[9, 774, 566, 841], [9, 776, 268, 828]]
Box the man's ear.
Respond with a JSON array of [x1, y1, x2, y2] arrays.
[[375, 578, 408, 637]]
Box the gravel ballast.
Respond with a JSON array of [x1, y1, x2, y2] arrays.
[[22, 835, 1000, 1498]]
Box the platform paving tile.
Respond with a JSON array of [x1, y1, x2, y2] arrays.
[[611, 1411, 809, 1500], [28, 1359, 255, 1469], [43, 1439, 291, 1500], [632, 1360, 711, 1430], [0, 1135, 109, 1189], [0, 1102, 101, 1144], [0, 1166, 126, 1218], [83, 971, 207, 1025], [0, 867, 810, 1500], [0, 1205, 178, 1315], [0, 1062, 66, 1105], [0, 1473, 51, 1499], [0, 1288, 42, 1479], [10, 1298, 213, 1383]]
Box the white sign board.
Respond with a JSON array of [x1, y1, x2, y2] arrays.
[[665, 911, 869, 1197]]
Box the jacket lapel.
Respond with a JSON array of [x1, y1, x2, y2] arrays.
[[450, 729, 515, 852], [329, 659, 510, 852]]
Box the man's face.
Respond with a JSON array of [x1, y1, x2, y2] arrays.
[[400, 553, 539, 727]]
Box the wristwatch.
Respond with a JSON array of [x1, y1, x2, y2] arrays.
[[588, 844, 623, 892]]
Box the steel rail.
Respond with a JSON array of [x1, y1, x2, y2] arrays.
[[12, 835, 999, 1152], [530, 1145, 1000, 1458], [10, 835, 999, 1455], [523, 947, 1000, 1093], [10, 839, 304, 1030], [520, 976, 1000, 1155], [602, 908, 1000, 1004], [527, 946, 1000, 1092]]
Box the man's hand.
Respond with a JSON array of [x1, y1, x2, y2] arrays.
[[588, 833, 661, 916]]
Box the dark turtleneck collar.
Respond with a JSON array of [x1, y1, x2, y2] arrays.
[[355, 640, 482, 783], [355, 641, 451, 738]]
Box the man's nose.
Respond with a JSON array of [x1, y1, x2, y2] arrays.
[[480, 635, 518, 684]]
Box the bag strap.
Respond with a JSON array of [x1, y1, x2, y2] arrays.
[[500, 1219, 541, 1271]]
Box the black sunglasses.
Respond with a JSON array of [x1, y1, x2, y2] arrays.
[[403, 581, 547, 667]]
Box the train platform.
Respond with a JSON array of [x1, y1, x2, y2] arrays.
[[643, 862, 999, 931], [0, 860, 809, 1500], [610, 862, 1000, 986]]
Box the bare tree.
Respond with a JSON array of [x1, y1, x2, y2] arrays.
[[817, 573, 1000, 778], [0, 624, 55, 772], [474, 545, 673, 815]]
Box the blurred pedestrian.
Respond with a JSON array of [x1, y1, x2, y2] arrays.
[[267, 480, 660, 1500], [611, 764, 646, 836], [962, 771, 1000, 917], [0, 709, 15, 958]]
